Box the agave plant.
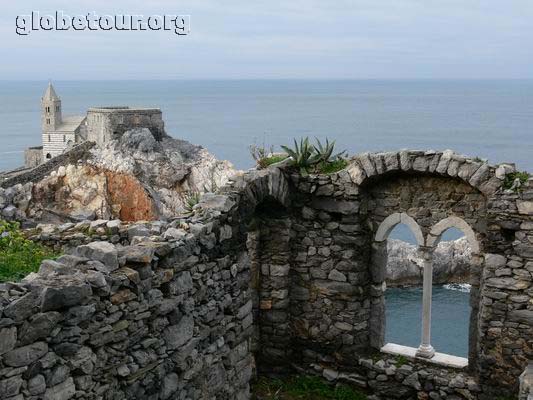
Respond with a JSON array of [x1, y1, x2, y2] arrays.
[[313, 137, 336, 163], [314, 137, 347, 163], [281, 137, 321, 176], [184, 192, 201, 213]]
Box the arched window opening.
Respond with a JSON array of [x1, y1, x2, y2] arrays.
[[375, 213, 480, 368], [429, 227, 471, 358], [45, 153, 51, 159], [384, 222, 424, 350]]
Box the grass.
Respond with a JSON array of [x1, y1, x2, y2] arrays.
[[253, 375, 367, 400], [317, 159, 349, 174], [259, 155, 289, 169], [0, 220, 59, 282]]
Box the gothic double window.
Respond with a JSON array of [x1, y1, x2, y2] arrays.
[[373, 212, 481, 365]]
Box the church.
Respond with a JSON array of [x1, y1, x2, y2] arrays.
[[24, 83, 165, 168], [41, 82, 87, 160]]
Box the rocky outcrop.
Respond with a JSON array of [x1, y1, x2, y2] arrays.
[[387, 237, 472, 286], [0, 129, 238, 223]]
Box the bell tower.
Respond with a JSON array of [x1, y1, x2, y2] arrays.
[[41, 82, 62, 131]]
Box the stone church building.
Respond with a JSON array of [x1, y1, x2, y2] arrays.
[[24, 83, 165, 168]]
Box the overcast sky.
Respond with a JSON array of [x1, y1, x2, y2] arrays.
[[1, 0, 532, 80]]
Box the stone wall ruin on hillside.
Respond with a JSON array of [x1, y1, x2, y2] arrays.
[[0, 150, 532, 400]]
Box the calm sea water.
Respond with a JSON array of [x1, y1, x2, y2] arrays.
[[386, 285, 471, 357], [1, 80, 532, 172]]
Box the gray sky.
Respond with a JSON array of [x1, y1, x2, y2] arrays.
[[1, 0, 533, 80]]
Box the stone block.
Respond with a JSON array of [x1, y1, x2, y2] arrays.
[[163, 316, 194, 349], [0, 327, 16, 355], [311, 198, 359, 215], [4, 341, 48, 367], [76, 241, 118, 271], [40, 282, 92, 311], [517, 201, 533, 215]]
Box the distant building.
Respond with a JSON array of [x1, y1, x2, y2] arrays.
[[24, 83, 165, 168], [41, 83, 87, 160]]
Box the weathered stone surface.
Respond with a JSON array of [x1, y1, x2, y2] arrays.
[[311, 198, 358, 214], [0, 376, 23, 398], [40, 282, 92, 311], [163, 316, 194, 349], [4, 341, 48, 367], [517, 201, 533, 215], [19, 312, 62, 344], [76, 241, 118, 271], [43, 377, 76, 400], [0, 327, 17, 355]]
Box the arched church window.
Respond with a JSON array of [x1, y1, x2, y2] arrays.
[[46, 153, 51, 159]]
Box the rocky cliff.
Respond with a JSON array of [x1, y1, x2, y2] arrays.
[[0, 129, 238, 223], [387, 237, 472, 286]]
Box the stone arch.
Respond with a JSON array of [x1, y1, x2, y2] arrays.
[[375, 212, 425, 246], [210, 167, 293, 373], [426, 216, 480, 254], [347, 150, 502, 196]]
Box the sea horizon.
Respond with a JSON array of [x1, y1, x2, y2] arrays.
[[1, 78, 532, 172]]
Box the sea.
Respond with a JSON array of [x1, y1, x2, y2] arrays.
[[1, 80, 532, 173], [1, 79, 531, 357]]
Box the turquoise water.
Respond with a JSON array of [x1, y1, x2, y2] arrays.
[[1, 80, 532, 172], [385, 284, 471, 357]]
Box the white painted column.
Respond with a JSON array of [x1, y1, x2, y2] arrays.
[[416, 248, 435, 359]]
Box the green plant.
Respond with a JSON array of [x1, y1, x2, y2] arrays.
[[0, 220, 58, 282], [503, 171, 530, 191], [184, 192, 201, 213], [395, 355, 408, 367], [253, 375, 367, 400], [250, 142, 273, 167], [317, 158, 348, 174], [281, 137, 321, 176], [313, 138, 337, 164], [281, 137, 348, 176]]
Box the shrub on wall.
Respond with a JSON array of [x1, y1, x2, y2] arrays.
[[0, 220, 58, 282]]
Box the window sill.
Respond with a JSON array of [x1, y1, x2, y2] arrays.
[[381, 343, 468, 369]]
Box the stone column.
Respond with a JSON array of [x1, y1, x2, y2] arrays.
[[369, 241, 388, 349], [416, 247, 435, 358]]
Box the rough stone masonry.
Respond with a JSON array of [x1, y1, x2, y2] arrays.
[[0, 149, 532, 400]]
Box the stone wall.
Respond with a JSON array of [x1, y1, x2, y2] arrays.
[[24, 147, 43, 169], [1, 151, 532, 399], [0, 142, 95, 189], [86, 108, 165, 145], [0, 206, 255, 399]]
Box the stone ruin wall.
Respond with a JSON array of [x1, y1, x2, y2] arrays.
[[86, 109, 165, 146], [0, 200, 257, 400], [0, 151, 532, 399]]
